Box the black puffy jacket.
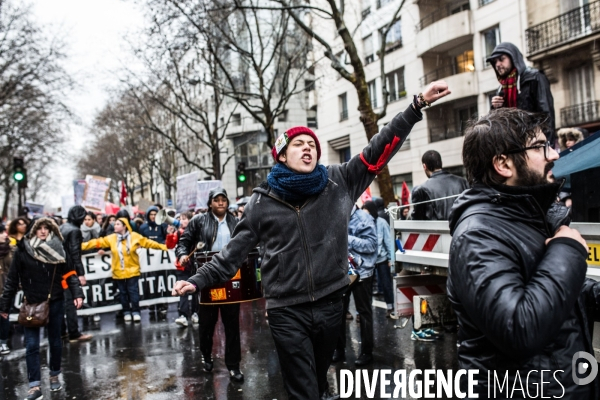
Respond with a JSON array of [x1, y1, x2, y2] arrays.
[[60, 206, 86, 276], [447, 184, 598, 399], [411, 170, 469, 221]]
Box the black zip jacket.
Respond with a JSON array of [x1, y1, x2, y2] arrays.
[[411, 170, 469, 221], [175, 212, 238, 270], [60, 206, 86, 277], [0, 241, 84, 312], [187, 105, 422, 309], [447, 184, 598, 399]]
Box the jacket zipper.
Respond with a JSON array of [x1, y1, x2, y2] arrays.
[[265, 193, 315, 300]]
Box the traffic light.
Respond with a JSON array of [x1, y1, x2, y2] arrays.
[[13, 157, 27, 187], [236, 162, 247, 183]]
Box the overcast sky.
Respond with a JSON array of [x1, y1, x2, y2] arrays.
[[29, 0, 146, 208]]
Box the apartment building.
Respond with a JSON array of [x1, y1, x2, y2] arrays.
[[525, 0, 600, 133], [314, 0, 530, 196]]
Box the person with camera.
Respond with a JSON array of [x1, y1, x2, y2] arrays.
[[0, 217, 84, 400]]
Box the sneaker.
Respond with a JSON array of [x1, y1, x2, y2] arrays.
[[229, 369, 244, 383], [175, 315, 188, 327], [70, 333, 93, 343], [411, 329, 437, 342], [132, 313, 141, 322], [191, 313, 199, 324], [123, 313, 132, 322], [49, 375, 62, 391], [0, 343, 10, 355], [423, 328, 443, 338], [25, 386, 42, 400], [93, 314, 101, 322]]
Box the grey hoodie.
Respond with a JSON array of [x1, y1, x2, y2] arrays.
[[188, 105, 422, 309]]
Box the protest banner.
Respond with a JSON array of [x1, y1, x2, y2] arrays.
[[61, 195, 75, 216], [73, 179, 86, 205], [176, 172, 199, 213], [8, 249, 179, 320], [82, 175, 111, 213], [24, 201, 44, 219], [196, 180, 222, 210]]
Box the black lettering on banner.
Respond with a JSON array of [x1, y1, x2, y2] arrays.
[[161, 251, 171, 264], [85, 256, 97, 274], [146, 249, 155, 265], [101, 254, 111, 271], [594, 247, 599, 262]]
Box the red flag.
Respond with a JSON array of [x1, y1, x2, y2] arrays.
[[120, 181, 128, 206], [401, 181, 410, 206]]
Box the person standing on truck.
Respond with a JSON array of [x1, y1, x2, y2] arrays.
[[409, 150, 468, 341], [171, 82, 451, 400], [448, 108, 598, 398]]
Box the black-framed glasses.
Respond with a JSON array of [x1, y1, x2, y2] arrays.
[[505, 141, 552, 159]]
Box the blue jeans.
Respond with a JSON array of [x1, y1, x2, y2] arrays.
[[0, 313, 9, 343], [24, 299, 64, 387], [375, 261, 395, 308], [175, 270, 197, 318], [115, 276, 140, 314]]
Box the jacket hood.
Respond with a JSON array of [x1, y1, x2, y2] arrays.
[[67, 205, 87, 225], [26, 216, 64, 241], [486, 42, 527, 78], [557, 128, 584, 151], [117, 217, 133, 233], [372, 197, 385, 210], [145, 206, 159, 223], [449, 183, 563, 236]]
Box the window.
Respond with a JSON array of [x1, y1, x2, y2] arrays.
[[377, 0, 394, 9], [232, 113, 241, 126], [304, 79, 315, 92], [339, 147, 351, 163], [482, 26, 500, 68], [479, 0, 495, 6], [445, 165, 467, 178], [568, 63, 595, 106], [363, 35, 374, 64], [368, 80, 378, 108], [380, 20, 402, 53], [339, 93, 348, 121], [456, 105, 478, 133], [307, 107, 318, 128], [392, 173, 413, 197], [386, 67, 406, 102], [455, 50, 475, 73], [278, 110, 288, 122]]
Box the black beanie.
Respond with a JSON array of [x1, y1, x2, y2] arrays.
[[361, 201, 378, 221]]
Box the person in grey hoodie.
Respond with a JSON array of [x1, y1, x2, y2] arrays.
[[172, 81, 451, 400], [487, 42, 556, 145]]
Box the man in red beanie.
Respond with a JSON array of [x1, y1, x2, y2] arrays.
[[173, 81, 451, 400]]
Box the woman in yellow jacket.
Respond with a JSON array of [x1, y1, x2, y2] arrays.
[[82, 218, 167, 322]]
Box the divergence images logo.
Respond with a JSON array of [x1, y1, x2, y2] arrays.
[[572, 352, 598, 385]]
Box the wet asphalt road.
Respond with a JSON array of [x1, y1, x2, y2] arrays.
[[0, 298, 458, 400]]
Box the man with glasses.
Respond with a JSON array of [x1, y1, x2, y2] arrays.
[[447, 108, 599, 398], [487, 42, 555, 146]]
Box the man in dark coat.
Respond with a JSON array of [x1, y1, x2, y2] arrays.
[[411, 150, 469, 221], [487, 42, 556, 145], [175, 187, 244, 383], [139, 206, 167, 244], [448, 108, 598, 398], [173, 82, 451, 400], [60, 206, 93, 342]]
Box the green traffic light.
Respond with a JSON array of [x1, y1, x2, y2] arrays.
[[13, 171, 24, 181], [238, 174, 246, 182]]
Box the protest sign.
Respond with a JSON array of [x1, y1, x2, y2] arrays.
[[82, 175, 111, 213], [196, 180, 222, 210], [176, 172, 199, 213]]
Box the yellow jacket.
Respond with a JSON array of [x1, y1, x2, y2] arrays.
[[82, 218, 167, 279]]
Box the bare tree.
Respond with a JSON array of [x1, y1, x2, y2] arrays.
[[0, 1, 73, 218]]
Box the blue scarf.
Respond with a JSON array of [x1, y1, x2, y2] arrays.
[[267, 163, 329, 202]]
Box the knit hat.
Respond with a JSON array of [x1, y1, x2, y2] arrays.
[[271, 126, 321, 162]]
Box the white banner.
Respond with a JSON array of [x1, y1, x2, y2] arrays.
[[176, 172, 199, 213], [82, 175, 111, 213], [196, 180, 222, 210]]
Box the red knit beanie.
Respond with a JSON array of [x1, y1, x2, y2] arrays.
[[271, 126, 321, 163]]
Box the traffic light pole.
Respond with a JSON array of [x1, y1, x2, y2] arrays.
[[17, 187, 22, 217]]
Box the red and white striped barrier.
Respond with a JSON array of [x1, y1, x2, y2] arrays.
[[395, 284, 446, 317], [402, 233, 441, 252]]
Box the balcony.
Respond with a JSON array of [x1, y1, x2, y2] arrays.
[[561, 101, 600, 126], [416, 9, 472, 56], [417, 2, 470, 31], [526, 1, 600, 56]]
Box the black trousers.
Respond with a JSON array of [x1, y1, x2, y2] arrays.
[[198, 303, 241, 370], [337, 276, 374, 356], [268, 297, 343, 400]]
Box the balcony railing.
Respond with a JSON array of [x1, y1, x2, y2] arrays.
[[340, 109, 348, 121], [561, 101, 600, 126], [420, 63, 475, 86], [526, 1, 600, 55], [417, 2, 470, 31], [429, 125, 464, 143]]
